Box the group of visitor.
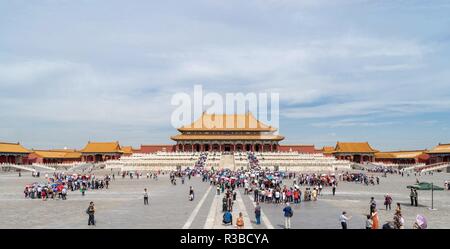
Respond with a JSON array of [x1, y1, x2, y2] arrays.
[[23, 172, 112, 200]]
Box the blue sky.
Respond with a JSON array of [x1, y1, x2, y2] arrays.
[[1, 0, 450, 151]]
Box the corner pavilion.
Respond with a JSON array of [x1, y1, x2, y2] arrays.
[[171, 112, 284, 152]]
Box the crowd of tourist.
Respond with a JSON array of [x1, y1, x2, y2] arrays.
[[23, 172, 112, 200]]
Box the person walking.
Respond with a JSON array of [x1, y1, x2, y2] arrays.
[[189, 186, 194, 201], [282, 202, 293, 229], [384, 194, 392, 210], [255, 202, 261, 225], [369, 197, 376, 214], [87, 202, 96, 226], [332, 183, 336, 196], [143, 188, 149, 205], [340, 211, 351, 229], [393, 210, 404, 229], [236, 212, 244, 229], [371, 208, 379, 229], [410, 189, 414, 206]]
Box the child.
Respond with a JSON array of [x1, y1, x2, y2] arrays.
[[365, 215, 373, 229], [236, 212, 244, 229]]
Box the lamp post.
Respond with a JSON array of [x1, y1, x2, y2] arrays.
[[429, 182, 437, 211]]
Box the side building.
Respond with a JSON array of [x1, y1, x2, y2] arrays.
[[374, 150, 428, 164], [0, 142, 31, 164], [28, 149, 82, 164], [332, 142, 378, 163], [81, 141, 123, 162], [426, 143, 450, 164]]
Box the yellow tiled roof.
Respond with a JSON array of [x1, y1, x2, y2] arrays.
[[0, 142, 30, 153], [427, 143, 450, 154], [375, 150, 425, 159], [33, 149, 82, 159], [178, 112, 276, 132], [322, 146, 335, 154], [81, 142, 122, 153], [334, 142, 378, 153], [121, 146, 134, 154], [171, 134, 284, 141]]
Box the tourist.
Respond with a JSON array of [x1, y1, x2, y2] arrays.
[[282, 202, 293, 229], [396, 203, 401, 213], [371, 208, 379, 229], [410, 189, 415, 206], [369, 197, 376, 213], [340, 211, 351, 229], [413, 215, 427, 229], [393, 210, 404, 229], [384, 194, 392, 210], [236, 212, 244, 229], [144, 188, 149, 205], [41, 188, 47, 201], [222, 196, 228, 212], [332, 183, 336, 196], [312, 188, 317, 201], [61, 187, 67, 200], [365, 214, 373, 229], [189, 186, 194, 201], [227, 195, 233, 211], [223, 210, 233, 226], [86, 201, 96, 226], [253, 187, 259, 202], [255, 202, 261, 225]]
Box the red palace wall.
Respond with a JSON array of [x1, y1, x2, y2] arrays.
[[135, 145, 176, 154], [278, 145, 316, 154]]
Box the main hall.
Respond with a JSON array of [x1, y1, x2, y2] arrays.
[[170, 112, 284, 152]]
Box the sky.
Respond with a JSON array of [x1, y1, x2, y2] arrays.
[[0, 0, 450, 151]]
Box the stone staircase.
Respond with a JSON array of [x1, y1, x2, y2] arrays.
[[0, 164, 36, 172], [219, 154, 235, 170]]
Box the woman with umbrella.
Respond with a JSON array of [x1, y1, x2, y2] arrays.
[[413, 214, 427, 229]]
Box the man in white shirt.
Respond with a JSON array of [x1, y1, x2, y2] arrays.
[[340, 211, 351, 229]]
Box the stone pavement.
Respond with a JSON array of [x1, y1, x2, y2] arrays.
[[0, 170, 449, 229]]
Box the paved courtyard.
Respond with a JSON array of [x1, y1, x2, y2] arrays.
[[0, 170, 449, 229]]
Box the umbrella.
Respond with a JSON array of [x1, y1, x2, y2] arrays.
[[416, 215, 427, 229]]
